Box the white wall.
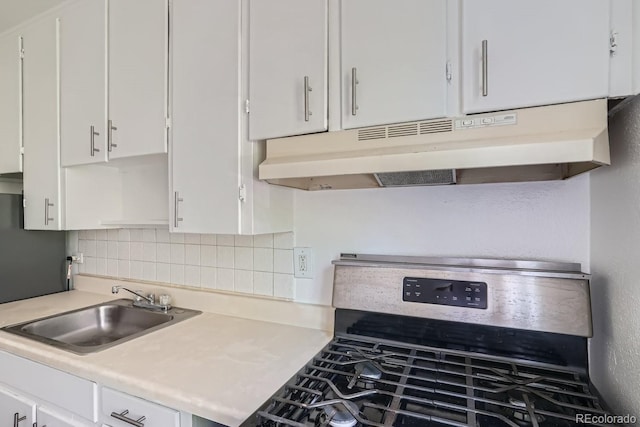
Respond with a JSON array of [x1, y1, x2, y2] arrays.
[[590, 96, 640, 415], [294, 177, 591, 305]]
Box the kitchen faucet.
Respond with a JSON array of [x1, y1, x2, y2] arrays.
[[111, 286, 172, 312]]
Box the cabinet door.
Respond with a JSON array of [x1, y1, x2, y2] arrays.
[[60, 0, 107, 166], [171, 0, 241, 234], [108, 0, 168, 159], [0, 33, 22, 174], [249, 0, 327, 140], [461, 0, 610, 113], [340, 0, 447, 129], [22, 18, 63, 231], [0, 387, 35, 427]]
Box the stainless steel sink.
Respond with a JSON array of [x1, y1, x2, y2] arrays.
[[1, 299, 201, 354]]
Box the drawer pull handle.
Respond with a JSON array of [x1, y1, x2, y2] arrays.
[[13, 413, 26, 427], [481, 39, 489, 97], [110, 410, 146, 427], [304, 75, 312, 122], [351, 67, 359, 116]]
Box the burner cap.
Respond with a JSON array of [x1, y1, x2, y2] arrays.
[[354, 361, 382, 380], [324, 401, 358, 427], [508, 393, 545, 426]]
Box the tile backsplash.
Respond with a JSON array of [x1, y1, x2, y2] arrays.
[[68, 229, 295, 299]]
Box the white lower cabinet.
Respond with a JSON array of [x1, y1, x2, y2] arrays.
[[0, 351, 97, 422], [0, 386, 35, 427], [101, 388, 179, 427], [0, 351, 210, 427], [37, 406, 95, 427]]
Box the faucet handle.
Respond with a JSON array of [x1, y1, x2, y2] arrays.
[[158, 294, 171, 306], [146, 293, 156, 304]]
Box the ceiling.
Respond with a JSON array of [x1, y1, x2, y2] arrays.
[[0, 0, 67, 34]]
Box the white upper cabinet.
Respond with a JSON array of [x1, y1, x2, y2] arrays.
[[0, 32, 22, 174], [171, 0, 292, 235], [108, 0, 168, 159], [60, 0, 168, 165], [248, 0, 328, 140], [340, 0, 448, 129], [461, 0, 610, 114], [171, 0, 242, 234], [22, 17, 64, 231], [59, 0, 107, 167]]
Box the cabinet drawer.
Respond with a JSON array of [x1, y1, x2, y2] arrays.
[[0, 351, 97, 422], [102, 387, 179, 427]]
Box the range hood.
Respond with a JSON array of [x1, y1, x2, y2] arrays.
[[259, 99, 610, 190]]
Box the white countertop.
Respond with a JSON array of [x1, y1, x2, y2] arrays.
[[0, 283, 334, 426]]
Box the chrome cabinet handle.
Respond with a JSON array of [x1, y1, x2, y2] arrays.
[[304, 76, 312, 122], [13, 413, 26, 427], [108, 119, 118, 151], [90, 125, 100, 156], [44, 198, 54, 226], [174, 191, 183, 228], [110, 410, 146, 427], [351, 67, 359, 116], [481, 39, 488, 97]]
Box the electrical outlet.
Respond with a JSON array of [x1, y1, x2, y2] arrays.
[[72, 253, 84, 264], [294, 247, 313, 278]]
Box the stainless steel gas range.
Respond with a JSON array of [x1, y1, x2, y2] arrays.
[[247, 254, 610, 427]]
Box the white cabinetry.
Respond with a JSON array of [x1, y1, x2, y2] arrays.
[[58, 0, 169, 229], [22, 17, 64, 230], [0, 351, 98, 422], [108, 0, 168, 159], [101, 387, 179, 427], [60, 0, 168, 166], [340, 0, 448, 129], [0, 350, 98, 426], [0, 351, 200, 427], [0, 32, 22, 174], [37, 406, 94, 427], [461, 0, 610, 114], [171, 0, 292, 234], [248, 0, 327, 140], [59, 0, 107, 166], [0, 387, 35, 427]]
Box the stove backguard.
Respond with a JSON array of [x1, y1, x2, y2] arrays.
[[332, 256, 592, 338], [335, 309, 588, 371]]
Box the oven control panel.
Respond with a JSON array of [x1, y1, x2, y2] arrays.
[[403, 277, 487, 309]]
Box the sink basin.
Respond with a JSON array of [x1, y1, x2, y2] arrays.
[[1, 299, 201, 354]]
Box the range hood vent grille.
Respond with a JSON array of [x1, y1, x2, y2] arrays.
[[358, 127, 386, 141], [388, 123, 418, 138], [375, 170, 456, 187], [420, 119, 453, 134], [358, 119, 452, 142]]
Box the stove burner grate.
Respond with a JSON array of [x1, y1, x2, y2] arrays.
[[255, 334, 610, 427]]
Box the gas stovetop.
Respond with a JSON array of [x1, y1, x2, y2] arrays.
[[246, 255, 611, 427], [255, 333, 608, 427]]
